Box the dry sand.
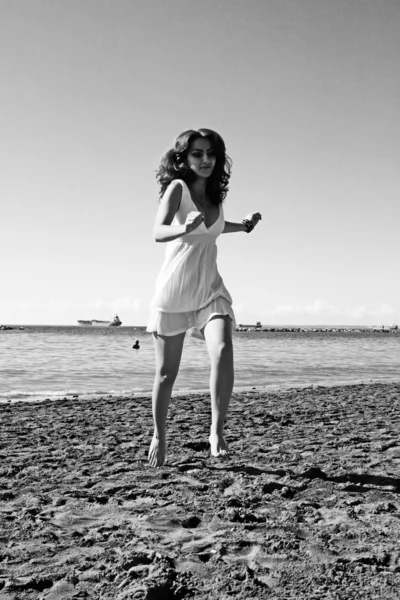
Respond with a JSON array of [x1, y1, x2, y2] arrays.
[[1, 382, 400, 599]]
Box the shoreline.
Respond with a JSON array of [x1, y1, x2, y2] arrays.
[[1, 381, 400, 598], [2, 376, 400, 405]]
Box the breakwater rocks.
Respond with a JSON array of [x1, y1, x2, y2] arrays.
[[236, 326, 399, 334]]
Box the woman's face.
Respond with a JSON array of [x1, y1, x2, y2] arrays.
[[186, 137, 216, 179]]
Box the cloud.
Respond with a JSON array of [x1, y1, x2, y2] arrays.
[[232, 303, 244, 315], [345, 305, 367, 319], [345, 303, 394, 320], [305, 299, 339, 315], [93, 297, 141, 313], [19, 297, 142, 313], [370, 302, 394, 316], [266, 300, 396, 321], [269, 299, 338, 316]]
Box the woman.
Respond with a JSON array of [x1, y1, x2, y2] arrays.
[[147, 128, 261, 467]]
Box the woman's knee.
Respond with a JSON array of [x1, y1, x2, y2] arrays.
[[212, 339, 233, 362], [156, 367, 179, 386], [153, 332, 185, 386]]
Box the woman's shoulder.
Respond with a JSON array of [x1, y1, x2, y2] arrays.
[[166, 179, 186, 193], [164, 179, 188, 203], [161, 179, 186, 211]]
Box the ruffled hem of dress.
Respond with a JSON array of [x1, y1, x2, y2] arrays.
[[146, 296, 236, 338]]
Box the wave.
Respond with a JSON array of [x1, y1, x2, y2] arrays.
[[0, 388, 152, 403]]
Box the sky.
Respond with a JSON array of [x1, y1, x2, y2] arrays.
[[1, 0, 399, 327]]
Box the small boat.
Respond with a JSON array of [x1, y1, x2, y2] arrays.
[[109, 315, 122, 327], [77, 315, 122, 327]]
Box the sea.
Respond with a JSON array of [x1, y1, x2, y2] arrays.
[[0, 325, 399, 403]]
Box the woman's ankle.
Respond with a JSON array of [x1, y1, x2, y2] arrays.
[[153, 429, 166, 441], [210, 425, 224, 437]]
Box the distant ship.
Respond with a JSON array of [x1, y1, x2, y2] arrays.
[[108, 315, 122, 327], [238, 321, 262, 328], [77, 315, 122, 327]]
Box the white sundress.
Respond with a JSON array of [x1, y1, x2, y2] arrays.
[[147, 179, 236, 338]]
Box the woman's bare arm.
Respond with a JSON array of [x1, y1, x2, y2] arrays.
[[223, 213, 262, 234], [153, 181, 204, 242], [222, 221, 247, 234], [153, 182, 185, 242]]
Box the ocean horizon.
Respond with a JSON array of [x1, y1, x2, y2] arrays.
[[1, 322, 397, 330]]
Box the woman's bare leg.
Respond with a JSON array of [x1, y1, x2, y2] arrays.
[[148, 331, 186, 467], [203, 315, 234, 457]]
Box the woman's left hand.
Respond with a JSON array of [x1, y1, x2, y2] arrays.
[[245, 212, 262, 227]]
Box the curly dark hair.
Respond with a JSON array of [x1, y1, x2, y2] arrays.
[[156, 128, 232, 205]]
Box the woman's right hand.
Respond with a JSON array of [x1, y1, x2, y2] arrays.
[[184, 211, 204, 233]]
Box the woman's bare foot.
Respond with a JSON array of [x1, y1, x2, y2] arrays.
[[148, 435, 165, 467], [209, 433, 230, 457]]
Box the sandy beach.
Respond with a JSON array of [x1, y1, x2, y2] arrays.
[[1, 382, 400, 599]]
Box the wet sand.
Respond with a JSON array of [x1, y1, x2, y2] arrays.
[[1, 382, 400, 599]]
